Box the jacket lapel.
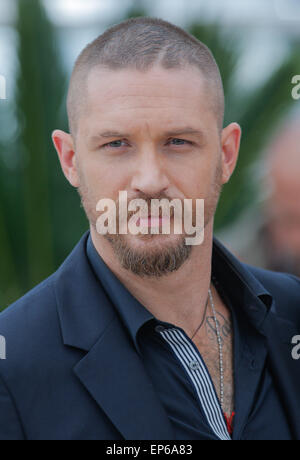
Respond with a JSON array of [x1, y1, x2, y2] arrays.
[[54, 231, 174, 440], [74, 315, 174, 440]]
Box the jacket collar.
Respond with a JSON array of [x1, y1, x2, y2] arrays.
[[213, 237, 273, 302], [212, 237, 273, 332], [54, 231, 114, 351], [213, 237, 299, 341]]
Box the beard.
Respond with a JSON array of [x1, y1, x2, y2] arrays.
[[78, 161, 223, 278], [103, 231, 192, 277]]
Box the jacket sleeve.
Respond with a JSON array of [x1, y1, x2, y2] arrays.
[[0, 373, 25, 440]]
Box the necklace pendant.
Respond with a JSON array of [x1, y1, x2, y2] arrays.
[[223, 411, 235, 436]]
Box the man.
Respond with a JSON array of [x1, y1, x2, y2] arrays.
[[0, 17, 299, 440]]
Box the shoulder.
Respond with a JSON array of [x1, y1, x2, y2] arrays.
[[0, 272, 74, 412], [0, 233, 90, 379], [0, 273, 57, 338], [0, 231, 89, 344], [0, 273, 64, 372]]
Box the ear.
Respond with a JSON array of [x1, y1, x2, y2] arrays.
[[220, 122, 242, 184], [52, 130, 79, 187]]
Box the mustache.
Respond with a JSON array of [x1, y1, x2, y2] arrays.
[[115, 194, 178, 219]]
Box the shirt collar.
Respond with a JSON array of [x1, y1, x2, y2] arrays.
[[212, 237, 274, 330], [86, 233, 274, 356], [86, 234, 154, 356]]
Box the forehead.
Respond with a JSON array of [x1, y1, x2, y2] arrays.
[[80, 65, 214, 136]]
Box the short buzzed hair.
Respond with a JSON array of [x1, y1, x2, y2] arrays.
[[67, 17, 224, 138]]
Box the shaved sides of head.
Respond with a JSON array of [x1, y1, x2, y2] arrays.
[[66, 17, 225, 139]]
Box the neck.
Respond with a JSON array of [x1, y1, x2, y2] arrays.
[[90, 221, 214, 337]]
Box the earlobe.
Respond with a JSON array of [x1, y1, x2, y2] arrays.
[[221, 122, 242, 184], [51, 129, 79, 188]]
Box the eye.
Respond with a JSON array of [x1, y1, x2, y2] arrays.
[[169, 138, 192, 146], [102, 140, 127, 149]]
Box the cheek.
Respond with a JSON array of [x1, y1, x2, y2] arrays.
[[84, 161, 127, 202], [182, 162, 220, 200]]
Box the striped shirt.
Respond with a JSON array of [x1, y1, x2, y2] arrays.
[[156, 326, 231, 440]]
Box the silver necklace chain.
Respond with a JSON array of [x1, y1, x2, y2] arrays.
[[189, 285, 224, 410], [190, 296, 209, 341], [208, 287, 224, 410]]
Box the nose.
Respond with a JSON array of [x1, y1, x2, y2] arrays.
[[130, 147, 170, 196]]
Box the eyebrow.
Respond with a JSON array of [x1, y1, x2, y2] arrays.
[[163, 127, 206, 139], [89, 127, 206, 143], [89, 131, 130, 143]]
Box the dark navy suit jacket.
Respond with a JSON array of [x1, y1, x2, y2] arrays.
[[0, 231, 300, 440]]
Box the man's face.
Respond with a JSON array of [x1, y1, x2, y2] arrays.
[[54, 65, 240, 276]]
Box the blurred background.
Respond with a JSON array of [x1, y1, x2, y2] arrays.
[[1, 0, 300, 309]]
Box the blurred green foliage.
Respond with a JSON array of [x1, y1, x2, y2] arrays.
[[0, 0, 299, 308], [188, 23, 300, 228], [0, 0, 87, 308]]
